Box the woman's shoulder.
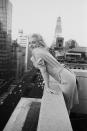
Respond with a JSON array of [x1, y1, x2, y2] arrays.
[[32, 47, 48, 56]]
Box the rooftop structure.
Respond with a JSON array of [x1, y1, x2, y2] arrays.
[[68, 47, 87, 53]]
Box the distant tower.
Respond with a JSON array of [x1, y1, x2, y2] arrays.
[[55, 16, 62, 38], [55, 16, 64, 49]]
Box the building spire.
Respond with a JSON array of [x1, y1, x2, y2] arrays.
[[55, 16, 62, 38]]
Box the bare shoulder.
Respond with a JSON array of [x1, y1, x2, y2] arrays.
[[32, 48, 48, 56]]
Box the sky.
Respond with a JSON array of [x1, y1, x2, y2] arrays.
[[10, 0, 87, 47]]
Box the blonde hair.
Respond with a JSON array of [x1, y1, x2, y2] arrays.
[[30, 33, 47, 48]]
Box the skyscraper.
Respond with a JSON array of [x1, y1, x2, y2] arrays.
[[55, 16, 64, 49], [17, 30, 28, 48], [0, 0, 12, 79], [55, 16, 62, 38]]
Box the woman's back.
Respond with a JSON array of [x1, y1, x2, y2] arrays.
[[32, 48, 62, 68]]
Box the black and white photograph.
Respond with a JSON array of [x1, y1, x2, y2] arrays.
[[0, 0, 87, 130]]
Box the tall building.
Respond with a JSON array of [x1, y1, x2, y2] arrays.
[[55, 16, 62, 38], [11, 40, 25, 80], [0, 0, 12, 80], [55, 16, 64, 49], [17, 30, 28, 48], [17, 30, 32, 71]]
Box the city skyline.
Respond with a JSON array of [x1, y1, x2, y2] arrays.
[[10, 0, 87, 47]]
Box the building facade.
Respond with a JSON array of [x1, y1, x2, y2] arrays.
[[17, 30, 28, 48], [0, 0, 12, 80], [55, 16, 64, 49], [11, 40, 25, 80], [17, 30, 33, 71]]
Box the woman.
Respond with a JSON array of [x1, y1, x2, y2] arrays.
[[29, 33, 79, 114]]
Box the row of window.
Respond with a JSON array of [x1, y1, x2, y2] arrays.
[[0, 0, 7, 8]]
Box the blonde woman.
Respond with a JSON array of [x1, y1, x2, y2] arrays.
[[29, 33, 79, 114]]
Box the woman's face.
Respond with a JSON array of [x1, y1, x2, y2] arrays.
[[29, 37, 38, 50]]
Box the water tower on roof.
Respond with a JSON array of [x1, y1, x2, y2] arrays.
[[55, 16, 64, 49]]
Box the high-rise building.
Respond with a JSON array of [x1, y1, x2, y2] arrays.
[[0, 0, 12, 80], [17, 30, 28, 48], [55, 16, 62, 38], [55, 17, 64, 49], [11, 40, 25, 80], [17, 30, 32, 72]]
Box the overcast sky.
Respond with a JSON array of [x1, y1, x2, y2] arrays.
[[10, 0, 87, 47]]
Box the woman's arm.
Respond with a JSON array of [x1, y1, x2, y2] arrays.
[[31, 55, 49, 88], [37, 58, 49, 89], [37, 58, 58, 94], [31, 52, 58, 94]]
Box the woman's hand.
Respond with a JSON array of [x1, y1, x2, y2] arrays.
[[45, 87, 58, 95], [30, 56, 37, 68]]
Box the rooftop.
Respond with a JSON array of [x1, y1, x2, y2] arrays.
[[68, 47, 87, 53]]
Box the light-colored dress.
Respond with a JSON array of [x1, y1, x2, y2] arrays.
[[31, 47, 79, 113]]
